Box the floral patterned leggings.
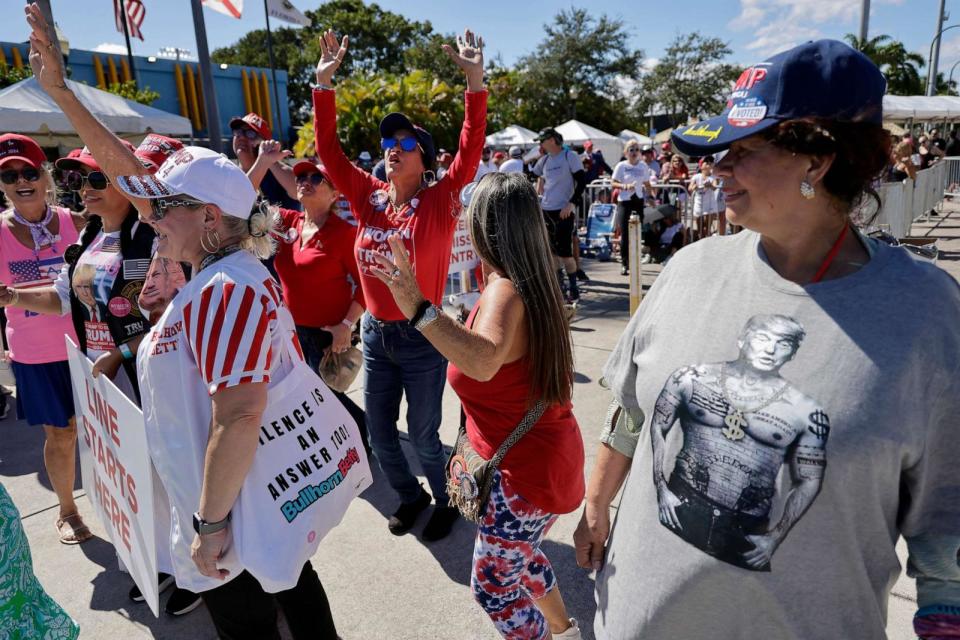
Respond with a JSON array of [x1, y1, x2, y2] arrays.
[[471, 470, 558, 640]]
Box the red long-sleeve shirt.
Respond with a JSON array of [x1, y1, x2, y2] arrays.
[[274, 208, 364, 328], [312, 88, 488, 321]]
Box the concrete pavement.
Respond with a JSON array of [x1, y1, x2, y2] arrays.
[[5, 205, 960, 639]]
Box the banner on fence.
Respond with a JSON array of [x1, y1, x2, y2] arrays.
[[66, 337, 160, 617]]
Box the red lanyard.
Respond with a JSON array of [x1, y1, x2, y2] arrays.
[[810, 224, 850, 283]]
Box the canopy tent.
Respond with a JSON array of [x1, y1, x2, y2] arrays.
[[654, 127, 674, 144], [882, 95, 960, 121], [554, 119, 622, 165], [485, 124, 539, 149], [618, 129, 652, 146], [0, 77, 192, 150]]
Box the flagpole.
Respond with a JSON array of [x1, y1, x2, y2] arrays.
[[263, 0, 285, 145], [119, 0, 139, 87], [190, 0, 224, 152]]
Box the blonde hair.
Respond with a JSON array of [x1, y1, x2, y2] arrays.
[[219, 201, 281, 259], [623, 140, 640, 155]]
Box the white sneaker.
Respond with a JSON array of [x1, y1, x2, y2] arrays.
[[553, 618, 582, 639]]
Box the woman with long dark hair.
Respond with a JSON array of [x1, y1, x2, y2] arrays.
[[312, 27, 487, 540], [373, 172, 585, 639]]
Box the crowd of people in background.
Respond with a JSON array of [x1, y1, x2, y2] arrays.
[[1, 6, 957, 640]]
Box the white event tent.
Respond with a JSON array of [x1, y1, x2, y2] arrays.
[[618, 129, 652, 146], [554, 119, 621, 164], [0, 77, 192, 149], [485, 124, 539, 149], [882, 95, 960, 121]]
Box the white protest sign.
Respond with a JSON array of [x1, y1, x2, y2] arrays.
[[66, 337, 159, 617], [448, 211, 480, 275]]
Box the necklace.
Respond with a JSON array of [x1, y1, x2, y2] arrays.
[[199, 244, 242, 272], [12, 206, 59, 257], [388, 186, 422, 213], [718, 365, 789, 441]]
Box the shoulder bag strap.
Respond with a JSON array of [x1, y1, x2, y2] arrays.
[[489, 400, 547, 468]]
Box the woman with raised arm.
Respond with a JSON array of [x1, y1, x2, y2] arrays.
[[372, 173, 584, 639], [573, 40, 960, 640], [312, 28, 487, 541]]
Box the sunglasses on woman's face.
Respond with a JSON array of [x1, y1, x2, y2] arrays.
[[381, 137, 419, 153], [295, 172, 324, 186], [627, 148, 639, 154], [0, 167, 41, 185], [233, 128, 261, 141], [149, 196, 205, 221], [55, 169, 110, 191]]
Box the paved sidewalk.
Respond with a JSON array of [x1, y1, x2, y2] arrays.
[[6, 206, 959, 639]]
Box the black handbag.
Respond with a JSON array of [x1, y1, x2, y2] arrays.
[[445, 401, 546, 523]]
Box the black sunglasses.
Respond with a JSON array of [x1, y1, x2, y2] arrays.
[[149, 196, 205, 221], [1, 167, 41, 185], [55, 169, 110, 192], [233, 128, 260, 141], [295, 172, 324, 186]]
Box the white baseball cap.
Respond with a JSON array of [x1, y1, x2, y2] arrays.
[[115, 146, 257, 220]]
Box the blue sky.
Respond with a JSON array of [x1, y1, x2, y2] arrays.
[[3, 1, 958, 81]]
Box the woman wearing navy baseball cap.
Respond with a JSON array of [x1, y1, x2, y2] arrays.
[[311, 28, 487, 541], [574, 40, 960, 639]]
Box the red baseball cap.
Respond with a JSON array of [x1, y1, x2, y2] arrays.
[[292, 160, 333, 184], [135, 134, 184, 172], [0, 134, 47, 169], [229, 112, 271, 140], [583, 140, 594, 150], [661, 142, 671, 151], [56, 140, 139, 173], [493, 151, 506, 160]]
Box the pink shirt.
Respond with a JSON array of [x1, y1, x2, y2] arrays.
[[0, 207, 80, 364]]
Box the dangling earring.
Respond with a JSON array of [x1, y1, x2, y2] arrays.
[[800, 180, 816, 199], [200, 228, 221, 253]]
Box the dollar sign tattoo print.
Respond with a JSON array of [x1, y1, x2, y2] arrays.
[[649, 315, 829, 571]]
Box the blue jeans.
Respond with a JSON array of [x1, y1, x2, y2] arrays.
[[361, 313, 449, 506]]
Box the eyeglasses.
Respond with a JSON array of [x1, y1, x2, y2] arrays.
[[55, 169, 109, 192], [149, 196, 205, 221], [295, 173, 324, 186], [626, 148, 640, 154], [233, 128, 260, 141], [0, 167, 41, 185], [381, 137, 419, 153]]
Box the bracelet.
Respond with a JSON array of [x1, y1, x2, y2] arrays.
[[340, 319, 353, 329], [315, 82, 334, 91], [119, 343, 134, 360]]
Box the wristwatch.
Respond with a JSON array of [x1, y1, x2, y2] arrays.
[[414, 304, 441, 332], [192, 511, 231, 535]]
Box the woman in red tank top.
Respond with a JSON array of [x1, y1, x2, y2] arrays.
[[371, 173, 585, 639]]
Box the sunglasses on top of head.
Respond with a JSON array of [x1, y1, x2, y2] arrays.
[[233, 128, 260, 141], [295, 172, 324, 186], [0, 167, 41, 185], [55, 169, 110, 191], [381, 137, 419, 153]]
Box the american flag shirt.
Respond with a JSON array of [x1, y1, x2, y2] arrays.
[[0, 207, 79, 363], [137, 249, 304, 592]]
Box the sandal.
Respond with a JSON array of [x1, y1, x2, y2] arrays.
[[56, 512, 93, 545]]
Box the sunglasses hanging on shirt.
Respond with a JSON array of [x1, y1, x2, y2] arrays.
[[55, 169, 110, 192], [0, 167, 41, 185], [381, 137, 419, 153]]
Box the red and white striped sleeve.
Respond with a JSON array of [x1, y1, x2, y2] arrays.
[[182, 276, 278, 395]]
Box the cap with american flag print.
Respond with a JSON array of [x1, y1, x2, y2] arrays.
[[115, 146, 257, 220]]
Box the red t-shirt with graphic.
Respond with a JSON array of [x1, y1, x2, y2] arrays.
[[313, 88, 488, 321]]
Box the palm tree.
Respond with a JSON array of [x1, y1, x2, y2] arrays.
[[845, 33, 927, 95]]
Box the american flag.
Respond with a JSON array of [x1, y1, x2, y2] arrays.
[[114, 0, 146, 41], [101, 235, 122, 252], [9, 256, 65, 289], [123, 258, 151, 281]]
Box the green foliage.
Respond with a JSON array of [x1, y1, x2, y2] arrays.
[[295, 71, 463, 160], [844, 33, 957, 96], [0, 65, 33, 89], [104, 80, 160, 106], [512, 8, 643, 132], [634, 32, 741, 127]]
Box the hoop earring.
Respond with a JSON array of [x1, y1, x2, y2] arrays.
[[421, 170, 436, 186], [200, 228, 221, 254], [800, 180, 816, 200]]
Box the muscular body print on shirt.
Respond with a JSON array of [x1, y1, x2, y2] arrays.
[[650, 314, 829, 571]]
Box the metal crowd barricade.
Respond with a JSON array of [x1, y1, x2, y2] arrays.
[[650, 181, 692, 243], [873, 160, 951, 239]]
